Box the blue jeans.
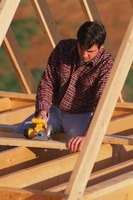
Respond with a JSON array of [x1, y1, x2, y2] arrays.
[[15, 105, 92, 140]]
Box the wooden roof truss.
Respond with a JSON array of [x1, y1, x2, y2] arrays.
[[0, 0, 133, 199]]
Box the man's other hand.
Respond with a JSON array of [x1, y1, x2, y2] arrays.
[[66, 136, 85, 152]]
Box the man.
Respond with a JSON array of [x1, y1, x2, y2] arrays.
[[16, 21, 114, 152]]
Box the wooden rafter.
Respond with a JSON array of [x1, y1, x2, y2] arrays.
[[0, 1, 133, 199], [3, 28, 36, 93], [31, 0, 61, 47], [0, 0, 21, 46]]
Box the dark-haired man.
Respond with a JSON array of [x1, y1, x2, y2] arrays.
[[16, 21, 114, 152]]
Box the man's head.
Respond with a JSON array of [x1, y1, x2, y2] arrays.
[[77, 21, 106, 62]]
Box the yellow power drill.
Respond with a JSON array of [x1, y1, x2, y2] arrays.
[[24, 118, 52, 140]]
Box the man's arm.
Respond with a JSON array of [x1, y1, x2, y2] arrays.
[[35, 42, 61, 118]]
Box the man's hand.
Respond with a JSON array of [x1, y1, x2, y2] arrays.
[[36, 110, 48, 120], [66, 136, 85, 152]]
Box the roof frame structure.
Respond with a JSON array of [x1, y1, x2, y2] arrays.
[[0, 0, 133, 199]]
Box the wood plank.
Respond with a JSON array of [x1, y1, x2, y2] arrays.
[[104, 134, 133, 145], [0, 137, 66, 149], [107, 114, 133, 134], [0, 153, 77, 188], [0, 98, 34, 111], [0, 105, 34, 124], [83, 171, 133, 200], [31, 0, 61, 47], [0, 0, 21, 46], [0, 142, 132, 190], [0, 91, 36, 100], [0, 187, 64, 200], [65, 16, 133, 200], [10, 99, 34, 109], [0, 146, 36, 170], [116, 102, 133, 109], [47, 158, 133, 192], [3, 28, 36, 93], [0, 97, 11, 111]]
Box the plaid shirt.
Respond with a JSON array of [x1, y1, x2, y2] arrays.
[[36, 39, 114, 114]]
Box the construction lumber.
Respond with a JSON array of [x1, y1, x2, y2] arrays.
[[0, 171, 132, 200], [3, 28, 36, 93], [0, 153, 77, 188], [31, 0, 61, 47], [47, 158, 133, 192], [0, 91, 36, 100], [83, 171, 133, 200], [116, 102, 133, 109], [0, 136, 66, 149], [0, 97, 11, 112], [104, 134, 133, 146], [65, 16, 133, 200], [107, 113, 133, 134], [0, 187, 64, 200], [79, 0, 100, 21], [0, 0, 21, 46], [0, 105, 34, 124], [0, 98, 34, 112], [0, 139, 132, 190], [0, 146, 37, 170]]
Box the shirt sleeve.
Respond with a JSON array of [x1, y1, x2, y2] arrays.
[[35, 41, 61, 115]]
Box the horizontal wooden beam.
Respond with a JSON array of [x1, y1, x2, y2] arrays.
[[0, 98, 34, 112], [104, 134, 133, 145], [47, 158, 133, 192], [84, 171, 133, 200], [0, 147, 36, 170], [0, 136, 66, 150], [0, 97, 11, 112], [0, 187, 64, 200], [0, 105, 34, 124], [10, 99, 34, 110], [107, 114, 133, 134], [116, 102, 133, 109], [0, 152, 77, 188], [0, 91, 36, 100]]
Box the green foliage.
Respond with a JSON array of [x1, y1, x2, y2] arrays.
[[20, 0, 29, 7], [0, 68, 43, 92], [0, 72, 22, 92], [31, 68, 43, 85], [0, 48, 10, 67], [11, 17, 41, 50], [0, 16, 42, 92], [125, 68, 133, 101]]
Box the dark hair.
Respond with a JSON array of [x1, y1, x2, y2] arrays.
[[77, 21, 106, 49]]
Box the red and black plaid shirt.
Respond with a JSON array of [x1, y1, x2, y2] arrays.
[[36, 39, 114, 114]]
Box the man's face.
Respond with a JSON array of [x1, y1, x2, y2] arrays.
[[78, 44, 100, 63]]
